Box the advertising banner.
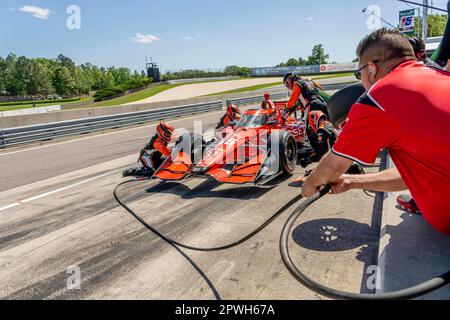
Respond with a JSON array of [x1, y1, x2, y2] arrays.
[[319, 62, 358, 73]]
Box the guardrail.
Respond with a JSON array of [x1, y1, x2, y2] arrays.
[[0, 101, 221, 149], [0, 81, 355, 149]]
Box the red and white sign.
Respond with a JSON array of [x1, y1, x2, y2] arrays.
[[319, 63, 358, 73]]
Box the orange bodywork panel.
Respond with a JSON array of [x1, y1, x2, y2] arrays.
[[206, 154, 267, 184], [154, 151, 192, 181]]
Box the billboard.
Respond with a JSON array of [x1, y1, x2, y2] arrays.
[[399, 9, 415, 37], [319, 62, 358, 73], [251, 65, 321, 77], [251, 62, 358, 77]]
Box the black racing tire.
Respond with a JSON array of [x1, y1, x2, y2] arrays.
[[267, 130, 298, 175], [269, 131, 298, 175]]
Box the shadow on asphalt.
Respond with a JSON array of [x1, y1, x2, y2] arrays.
[[292, 218, 377, 253], [145, 176, 286, 200], [291, 217, 381, 294]]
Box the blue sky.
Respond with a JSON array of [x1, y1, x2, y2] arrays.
[[0, 0, 444, 72]]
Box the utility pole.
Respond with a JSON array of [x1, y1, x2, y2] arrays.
[[422, 0, 428, 40]]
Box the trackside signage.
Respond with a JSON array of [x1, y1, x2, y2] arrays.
[[251, 63, 358, 76], [319, 62, 358, 73], [251, 65, 320, 76], [399, 9, 415, 37]]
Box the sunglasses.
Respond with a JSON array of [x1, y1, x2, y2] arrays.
[[354, 60, 379, 80]]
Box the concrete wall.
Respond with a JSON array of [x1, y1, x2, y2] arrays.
[[0, 105, 61, 117], [0, 88, 286, 129]]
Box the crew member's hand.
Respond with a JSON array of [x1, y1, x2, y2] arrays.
[[329, 175, 355, 194], [301, 175, 321, 197]]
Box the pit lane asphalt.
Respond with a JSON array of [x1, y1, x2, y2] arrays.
[[0, 97, 383, 300]]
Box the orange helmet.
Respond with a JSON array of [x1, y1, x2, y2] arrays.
[[156, 121, 175, 142], [227, 104, 241, 120], [308, 111, 328, 133]]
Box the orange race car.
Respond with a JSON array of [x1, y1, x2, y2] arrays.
[[153, 103, 307, 186]]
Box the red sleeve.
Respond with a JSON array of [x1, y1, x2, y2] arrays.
[[287, 85, 301, 109], [332, 101, 399, 165], [154, 140, 172, 157]]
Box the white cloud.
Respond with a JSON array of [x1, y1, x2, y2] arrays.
[[131, 34, 161, 44], [306, 17, 315, 23], [19, 6, 53, 20], [9, 8, 15, 12], [182, 34, 206, 41]]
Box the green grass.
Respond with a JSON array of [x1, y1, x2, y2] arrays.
[[88, 84, 186, 108], [77, 78, 253, 108], [206, 82, 283, 96], [308, 72, 355, 80]]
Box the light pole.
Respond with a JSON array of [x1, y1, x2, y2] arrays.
[[422, 0, 428, 41]]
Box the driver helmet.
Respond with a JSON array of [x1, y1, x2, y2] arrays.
[[283, 73, 300, 90], [156, 121, 175, 142], [227, 104, 241, 120]]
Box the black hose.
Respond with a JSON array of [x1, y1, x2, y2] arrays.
[[114, 179, 302, 252], [279, 185, 450, 300]]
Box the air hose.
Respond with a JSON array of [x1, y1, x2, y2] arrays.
[[279, 185, 450, 300], [114, 178, 450, 299], [113, 178, 302, 252]]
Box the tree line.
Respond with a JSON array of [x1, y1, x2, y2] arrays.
[[162, 65, 252, 80], [277, 44, 330, 67], [0, 54, 151, 99]]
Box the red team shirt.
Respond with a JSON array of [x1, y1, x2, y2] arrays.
[[332, 61, 450, 235]]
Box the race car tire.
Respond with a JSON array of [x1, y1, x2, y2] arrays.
[[278, 131, 297, 174]]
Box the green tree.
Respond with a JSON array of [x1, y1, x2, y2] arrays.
[[298, 57, 307, 66], [12, 56, 33, 96], [307, 44, 329, 65], [428, 14, 448, 37], [27, 61, 54, 96], [414, 14, 448, 37], [0, 57, 6, 92], [286, 58, 299, 66], [53, 66, 75, 96]]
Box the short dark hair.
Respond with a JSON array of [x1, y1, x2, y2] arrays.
[[356, 28, 416, 62]]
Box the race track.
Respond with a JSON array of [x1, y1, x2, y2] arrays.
[[123, 76, 356, 105], [0, 85, 383, 300]]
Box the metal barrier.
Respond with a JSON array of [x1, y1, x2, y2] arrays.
[[0, 101, 221, 148]]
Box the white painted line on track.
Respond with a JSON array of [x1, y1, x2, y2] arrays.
[[0, 170, 118, 213]]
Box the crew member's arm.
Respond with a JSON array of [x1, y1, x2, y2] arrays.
[[330, 168, 407, 194], [286, 84, 301, 110], [154, 140, 172, 157], [302, 95, 401, 197]]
